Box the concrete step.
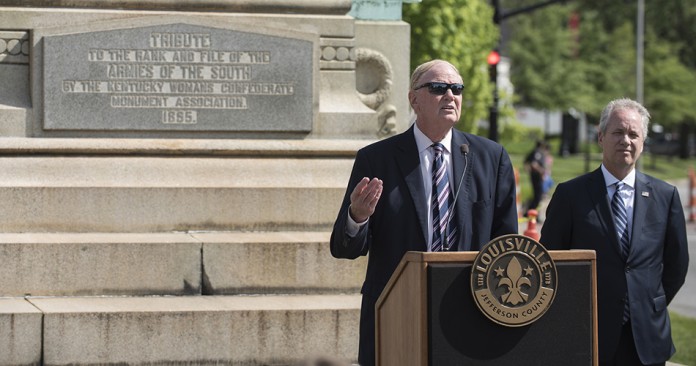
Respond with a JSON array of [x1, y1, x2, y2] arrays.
[[1, 294, 361, 365], [0, 155, 352, 232], [0, 231, 366, 296], [0, 232, 202, 297], [194, 231, 366, 295], [0, 298, 42, 366], [0, 137, 368, 232]]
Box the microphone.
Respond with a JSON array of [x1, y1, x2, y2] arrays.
[[444, 144, 469, 248], [450, 144, 468, 213]]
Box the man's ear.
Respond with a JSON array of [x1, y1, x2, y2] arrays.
[[408, 90, 417, 110]]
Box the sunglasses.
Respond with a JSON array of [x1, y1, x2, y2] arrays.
[[415, 82, 464, 95]]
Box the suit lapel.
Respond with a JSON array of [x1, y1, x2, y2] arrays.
[[630, 172, 652, 258], [395, 126, 428, 244], [452, 131, 471, 250], [588, 168, 624, 258]]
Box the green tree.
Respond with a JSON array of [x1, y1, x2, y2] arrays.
[[505, 1, 696, 130], [403, 0, 696, 141], [581, 0, 696, 70], [403, 0, 499, 133], [507, 4, 594, 113], [648, 0, 696, 69], [642, 30, 696, 126], [574, 16, 636, 115]]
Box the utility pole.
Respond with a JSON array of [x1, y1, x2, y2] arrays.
[[636, 0, 645, 168], [487, 49, 501, 142], [489, 0, 501, 142], [636, 0, 644, 105]]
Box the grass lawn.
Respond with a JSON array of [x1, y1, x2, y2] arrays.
[[670, 311, 696, 365], [505, 139, 696, 205]]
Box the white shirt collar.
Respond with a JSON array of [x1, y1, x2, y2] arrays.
[[600, 164, 636, 190], [413, 122, 453, 154]]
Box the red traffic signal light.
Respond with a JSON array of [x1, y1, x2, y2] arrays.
[[487, 50, 500, 66]]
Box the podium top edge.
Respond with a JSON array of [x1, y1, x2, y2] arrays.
[[403, 249, 596, 263]]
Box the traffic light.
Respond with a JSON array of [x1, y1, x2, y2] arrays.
[[487, 50, 500, 142], [487, 50, 500, 83]]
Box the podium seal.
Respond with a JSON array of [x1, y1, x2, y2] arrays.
[[471, 234, 557, 327]]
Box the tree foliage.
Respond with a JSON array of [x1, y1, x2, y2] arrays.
[[642, 30, 696, 125], [504, 0, 696, 128], [573, 14, 636, 113], [401, 0, 696, 134], [507, 5, 594, 112], [403, 0, 499, 133]]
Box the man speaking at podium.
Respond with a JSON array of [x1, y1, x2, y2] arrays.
[[541, 98, 689, 366], [330, 59, 518, 366]]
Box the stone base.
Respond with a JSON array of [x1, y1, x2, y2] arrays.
[[2, 294, 361, 365], [0, 298, 42, 366], [0, 138, 366, 232], [0, 231, 366, 296]]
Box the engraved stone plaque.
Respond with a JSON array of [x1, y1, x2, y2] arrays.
[[41, 23, 315, 133]]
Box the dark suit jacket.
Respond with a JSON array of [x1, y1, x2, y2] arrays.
[[540, 168, 689, 364], [330, 126, 518, 365]]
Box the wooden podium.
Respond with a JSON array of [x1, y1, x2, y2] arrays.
[[375, 250, 597, 366]]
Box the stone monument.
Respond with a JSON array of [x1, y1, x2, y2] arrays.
[[0, 0, 411, 364]]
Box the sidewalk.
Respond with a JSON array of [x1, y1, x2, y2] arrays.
[[667, 178, 696, 319]]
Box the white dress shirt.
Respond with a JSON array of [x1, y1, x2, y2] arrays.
[[346, 123, 454, 252], [413, 124, 453, 251]]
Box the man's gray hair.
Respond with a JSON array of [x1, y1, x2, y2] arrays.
[[409, 60, 460, 91], [598, 98, 650, 139]]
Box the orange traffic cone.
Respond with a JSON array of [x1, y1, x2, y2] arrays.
[[524, 209, 540, 241], [689, 167, 696, 222]]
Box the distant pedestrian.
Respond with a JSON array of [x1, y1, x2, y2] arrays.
[[524, 140, 547, 214], [541, 141, 554, 195]]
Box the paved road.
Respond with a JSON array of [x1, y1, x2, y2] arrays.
[[669, 229, 696, 318], [668, 179, 696, 319], [666, 180, 691, 366]]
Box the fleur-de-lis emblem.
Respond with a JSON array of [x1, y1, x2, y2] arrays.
[[496, 257, 532, 305], [472, 234, 558, 327]]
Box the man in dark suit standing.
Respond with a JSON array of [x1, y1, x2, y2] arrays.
[[540, 98, 689, 365], [330, 59, 518, 366]]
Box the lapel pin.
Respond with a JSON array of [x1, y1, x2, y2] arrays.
[[642, 191, 649, 197]]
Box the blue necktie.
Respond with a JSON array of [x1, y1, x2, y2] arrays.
[[611, 182, 630, 259], [431, 143, 457, 251], [611, 182, 631, 323]]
